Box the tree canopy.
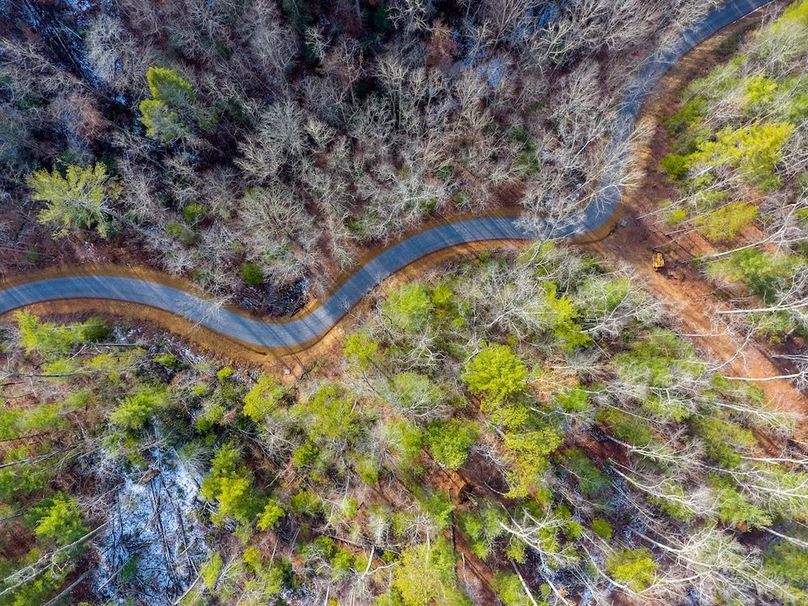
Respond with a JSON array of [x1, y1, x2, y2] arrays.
[[27, 163, 120, 238]]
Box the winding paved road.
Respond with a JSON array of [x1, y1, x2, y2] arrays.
[[0, 0, 773, 351]]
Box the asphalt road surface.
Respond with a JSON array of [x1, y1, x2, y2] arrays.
[[0, 0, 773, 350]]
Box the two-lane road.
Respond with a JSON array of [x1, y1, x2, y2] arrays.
[[0, 0, 774, 351]]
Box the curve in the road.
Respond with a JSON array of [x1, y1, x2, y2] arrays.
[[0, 0, 773, 352]]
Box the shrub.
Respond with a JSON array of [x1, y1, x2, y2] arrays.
[[667, 96, 706, 133], [110, 386, 170, 430], [140, 99, 186, 143], [139, 66, 195, 143], [648, 481, 695, 523], [693, 416, 757, 468], [494, 572, 545, 606], [0, 446, 51, 500], [330, 548, 355, 580], [691, 188, 732, 212], [417, 490, 455, 531], [257, 498, 285, 531], [31, 492, 87, 546], [613, 328, 703, 389], [688, 122, 794, 189], [28, 163, 120, 238], [606, 548, 657, 592], [462, 344, 528, 403], [0, 568, 67, 606], [665, 206, 688, 225], [554, 386, 590, 413], [166, 221, 197, 245], [781, 76, 808, 120], [343, 332, 379, 370], [195, 401, 226, 432], [640, 393, 691, 423], [591, 517, 613, 540], [660, 154, 690, 180], [485, 401, 531, 431], [0, 408, 22, 441], [17, 312, 109, 357], [758, 466, 808, 520], [382, 283, 433, 332], [458, 504, 507, 560], [710, 475, 772, 529], [505, 539, 527, 564], [558, 448, 610, 497], [503, 426, 564, 498], [707, 249, 802, 303], [0, 401, 66, 440], [541, 282, 592, 352], [200, 442, 263, 525], [200, 552, 223, 590], [240, 262, 264, 286], [152, 352, 178, 368], [355, 456, 381, 484], [763, 540, 808, 586], [392, 538, 469, 606], [386, 372, 446, 418], [145, 66, 195, 106], [574, 276, 632, 320], [216, 366, 234, 381], [243, 376, 286, 422], [386, 420, 424, 474], [596, 408, 653, 447], [291, 440, 320, 469], [241, 547, 290, 597], [290, 490, 323, 517], [292, 383, 361, 444], [182, 202, 206, 224], [743, 75, 777, 108], [694, 202, 758, 242], [425, 419, 478, 470]]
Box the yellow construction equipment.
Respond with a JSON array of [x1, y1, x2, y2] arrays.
[[652, 250, 665, 271]]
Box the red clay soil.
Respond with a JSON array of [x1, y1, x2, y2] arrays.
[[577, 9, 807, 431]]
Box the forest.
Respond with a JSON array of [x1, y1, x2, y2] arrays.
[[1, 242, 806, 605], [2, 0, 722, 307], [657, 0, 806, 346], [0, 0, 806, 605]]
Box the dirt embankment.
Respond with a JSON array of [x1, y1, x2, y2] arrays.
[[577, 9, 806, 428]]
